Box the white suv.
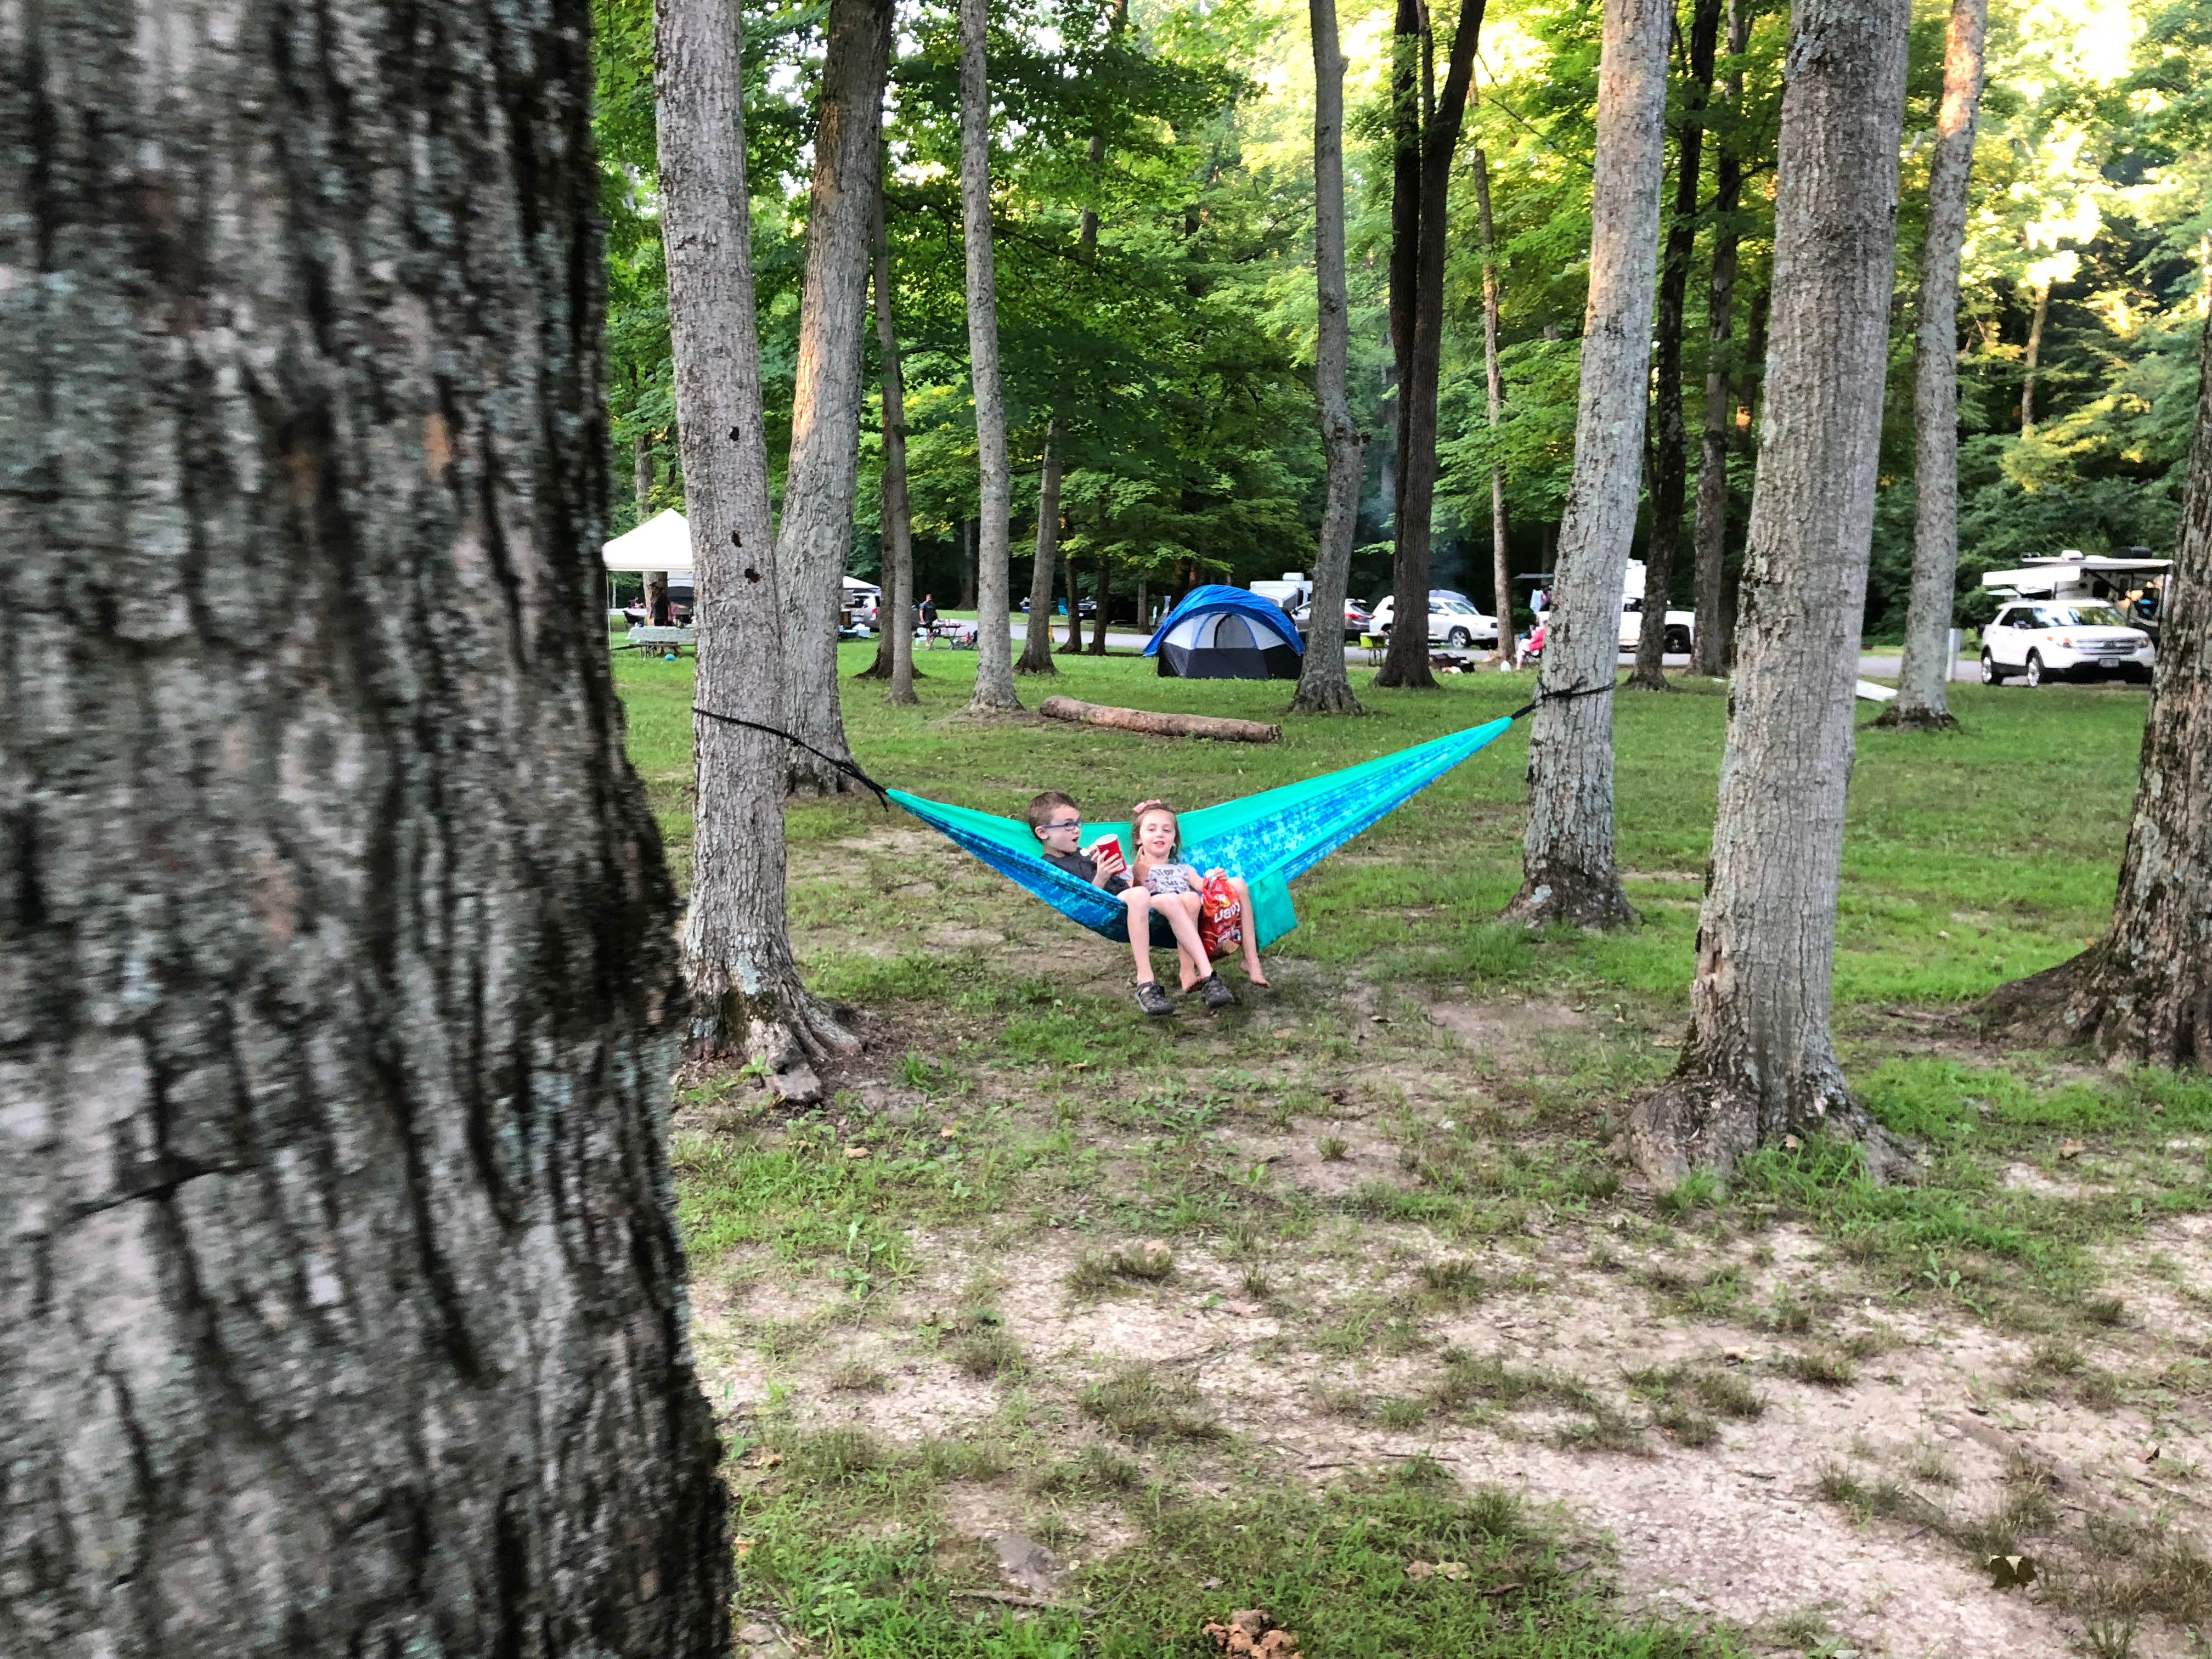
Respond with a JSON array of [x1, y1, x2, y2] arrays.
[[1370, 594, 1498, 648], [1980, 601, 2154, 686]]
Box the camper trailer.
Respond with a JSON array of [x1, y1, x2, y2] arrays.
[[1980, 553, 2170, 639]]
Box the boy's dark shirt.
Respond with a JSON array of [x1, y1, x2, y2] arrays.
[[1042, 848, 1129, 894]]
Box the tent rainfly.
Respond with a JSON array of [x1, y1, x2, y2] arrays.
[[1143, 585, 1305, 680]]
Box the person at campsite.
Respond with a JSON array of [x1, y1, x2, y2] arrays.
[[919, 592, 939, 637], [1027, 792, 1205, 1017], [647, 580, 672, 627], [1130, 798, 1267, 1006]]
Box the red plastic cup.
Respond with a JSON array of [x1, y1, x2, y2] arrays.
[[1089, 834, 1123, 868]]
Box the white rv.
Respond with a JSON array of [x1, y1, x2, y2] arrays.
[[1980, 554, 2170, 637]]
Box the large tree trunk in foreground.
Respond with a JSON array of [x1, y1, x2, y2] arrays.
[[1293, 0, 1367, 716], [865, 176, 920, 703], [778, 0, 893, 791], [1881, 0, 1990, 731], [663, 0, 855, 1079], [1474, 146, 1515, 672], [1629, 0, 1722, 691], [1691, 0, 1750, 680], [1018, 419, 1063, 674], [0, 2, 729, 1651], [960, 0, 1022, 713], [1502, 0, 1670, 930], [1982, 316, 2212, 1066], [1631, 0, 1915, 1184], [1377, 0, 1488, 690]]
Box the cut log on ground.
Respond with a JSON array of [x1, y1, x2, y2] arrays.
[[1040, 696, 1282, 744]]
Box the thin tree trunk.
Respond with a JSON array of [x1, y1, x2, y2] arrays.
[[1089, 561, 1111, 653], [662, 0, 856, 1077], [961, 517, 978, 611], [872, 175, 920, 703], [1379, 0, 1430, 690], [1632, 0, 1915, 1183], [635, 428, 655, 521], [1883, 0, 1990, 730], [1293, 0, 1367, 715], [1983, 317, 2212, 1064], [1018, 419, 1063, 673], [960, 0, 1021, 712], [777, 0, 892, 792], [1137, 578, 1150, 631], [1063, 544, 1084, 650], [1474, 146, 1515, 671], [1503, 0, 1671, 931], [1691, 0, 1748, 679], [0, 0, 730, 1649], [1630, 0, 1723, 691], [2021, 277, 2050, 436], [1079, 0, 1131, 251], [1378, 0, 1489, 690]]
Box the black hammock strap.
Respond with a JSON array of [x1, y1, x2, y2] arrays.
[[694, 676, 1614, 812], [690, 706, 893, 808], [1509, 678, 1620, 722]]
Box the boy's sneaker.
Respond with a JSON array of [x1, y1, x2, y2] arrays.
[[1135, 980, 1175, 1017], [1198, 973, 1237, 1009]]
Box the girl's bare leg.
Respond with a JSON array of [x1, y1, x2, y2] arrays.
[[1152, 893, 1208, 990], [1120, 887, 1159, 983], [1224, 877, 1268, 985]]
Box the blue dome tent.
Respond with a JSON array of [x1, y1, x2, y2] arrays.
[[1143, 585, 1305, 680]]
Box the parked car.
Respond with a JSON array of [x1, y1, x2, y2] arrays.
[[1980, 601, 2154, 686], [1290, 595, 1369, 640], [1369, 593, 1498, 648], [1019, 596, 1098, 617], [1617, 595, 1694, 654]]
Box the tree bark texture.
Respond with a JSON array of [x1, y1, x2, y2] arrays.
[[1018, 419, 1063, 674], [0, 2, 730, 1653], [1691, 0, 1750, 680], [662, 0, 855, 1076], [1063, 544, 1084, 650], [1632, 0, 1915, 1183], [1040, 698, 1282, 743], [866, 178, 919, 703], [1377, 0, 1488, 690], [1630, 0, 1723, 691], [1503, 0, 1671, 930], [777, 0, 891, 791], [1883, 0, 1989, 730], [634, 430, 655, 521], [960, 0, 1022, 712], [1982, 315, 2212, 1065], [962, 517, 978, 613], [1474, 147, 1515, 673], [1293, 0, 1367, 716], [2022, 278, 2050, 436]]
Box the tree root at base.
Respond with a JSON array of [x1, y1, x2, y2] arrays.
[[1500, 873, 1638, 933], [1979, 947, 2211, 1069], [1629, 1069, 1918, 1188], [1870, 705, 1959, 733]]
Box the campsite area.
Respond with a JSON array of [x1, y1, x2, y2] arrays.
[[618, 647, 2212, 1659]]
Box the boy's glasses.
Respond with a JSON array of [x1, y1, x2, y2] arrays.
[[1043, 819, 1082, 832]]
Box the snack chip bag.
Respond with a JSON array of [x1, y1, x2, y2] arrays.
[[1197, 874, 1244, 961]]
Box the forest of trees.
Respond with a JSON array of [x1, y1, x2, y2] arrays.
[[596, 0, 2211, 637]]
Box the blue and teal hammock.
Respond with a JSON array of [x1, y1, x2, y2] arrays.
[[888, 716, 1518, 949]]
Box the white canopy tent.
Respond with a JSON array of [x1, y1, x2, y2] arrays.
[[602, 507, 694, 577]]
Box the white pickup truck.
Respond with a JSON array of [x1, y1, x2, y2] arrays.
[[1532, 560, 1694, 653]]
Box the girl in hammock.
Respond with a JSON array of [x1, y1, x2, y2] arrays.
[[1130, 799, 1269, 1007]]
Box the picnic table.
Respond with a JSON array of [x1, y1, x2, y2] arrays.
[[625, 625, 697, 656]]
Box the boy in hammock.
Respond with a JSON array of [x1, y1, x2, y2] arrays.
[[1026, 791, 1204, 1018]]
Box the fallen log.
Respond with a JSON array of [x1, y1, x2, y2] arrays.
[[1039, 695, 1281, 744]]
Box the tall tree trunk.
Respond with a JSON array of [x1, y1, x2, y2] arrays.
[[662, 0, 855, 1077], [1502, 0, 1671, 930], [1079, 0, 1131, 251], [634, 429, 655, 521], [1630, 0, 1723, 691], [1474, 146, 1516, 672], [1691, 0, 1749, 680], [961, 517, 978, 611], [2021, 277, 2050, 436], [1630, 0, 1915, 1183], [1379, 0, 1429, 691], [1089, 562, 1111, 653], [1378, 0, 1489, 690], [1137, 578, 1150, 631], [960, 0, 1021, 712], [1293, 0, 1367, 716], [777, 0, 892, 792], [1064, 544, 1085, 650], [1983, 318, 2212, 1064], [1882, 0, 1990, 730], [0, 0, 729, 1650], [870, 176, 920, 703], [1018, 420, 1063, 673]]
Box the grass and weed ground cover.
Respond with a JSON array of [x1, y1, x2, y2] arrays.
[[621, 647, 2211, 1657]]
